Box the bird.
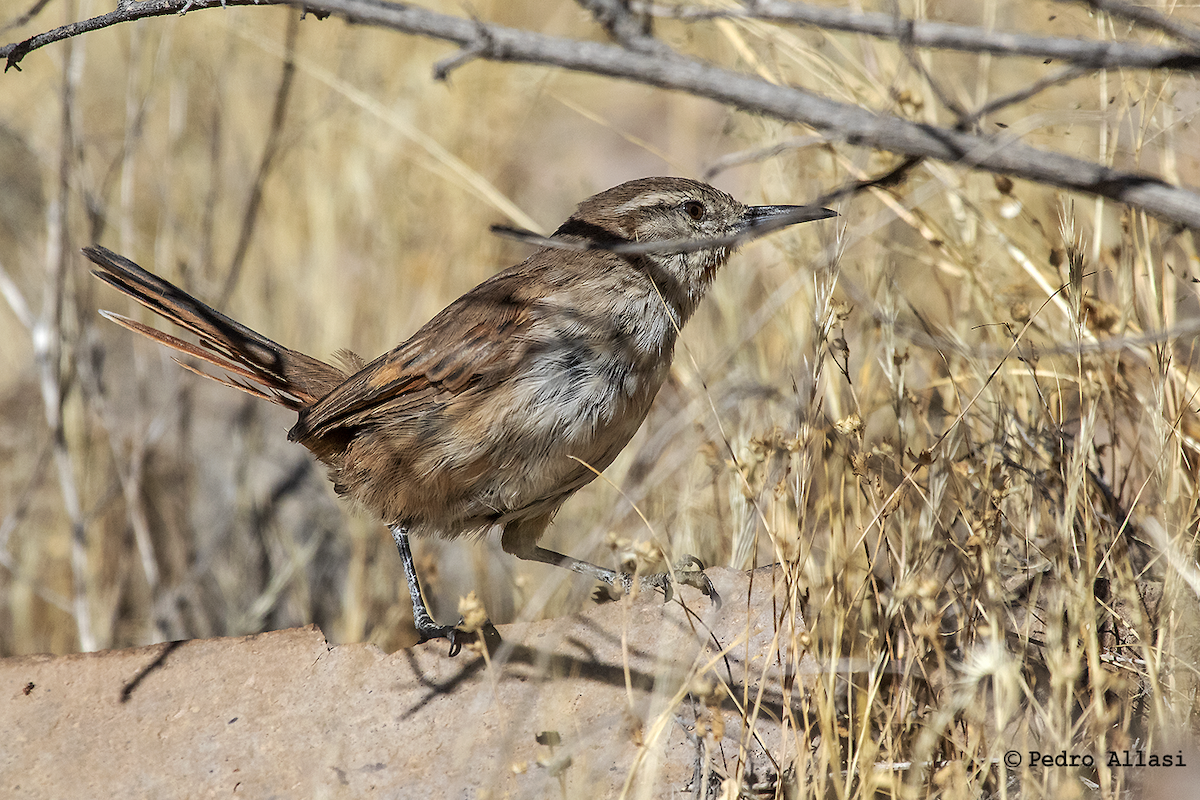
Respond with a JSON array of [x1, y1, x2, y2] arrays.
[[84, 176, 834, 654]]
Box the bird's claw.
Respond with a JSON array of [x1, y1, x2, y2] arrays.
[[615, 555, 719, 608], [672, 555, 722, 609], [417, 618, 502, 657]]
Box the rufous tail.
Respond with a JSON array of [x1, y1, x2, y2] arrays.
[[84, 246, 347, 409]]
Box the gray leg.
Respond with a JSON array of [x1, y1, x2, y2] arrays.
[[390, 525, 471, 655], [510, 543, 720, 607]]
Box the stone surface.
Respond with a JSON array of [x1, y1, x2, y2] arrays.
[[2, 566, 812, 799]]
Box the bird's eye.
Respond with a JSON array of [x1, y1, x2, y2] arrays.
[[682, 201, 705, 221]]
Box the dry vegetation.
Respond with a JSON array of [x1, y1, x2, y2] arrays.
[[2, 0, 1200, 797]]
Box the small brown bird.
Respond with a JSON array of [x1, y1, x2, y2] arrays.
[[85, 177, 833, 653]]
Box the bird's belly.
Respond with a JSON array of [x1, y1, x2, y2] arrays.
[[406, 332, 662, 522], [485, 348, 666, 486], [351, 338, 671, 536]]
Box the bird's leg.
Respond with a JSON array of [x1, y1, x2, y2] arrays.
[[507, 541, 720, 607], [390, 525, 499, 656], [516, 544, 627, 587]]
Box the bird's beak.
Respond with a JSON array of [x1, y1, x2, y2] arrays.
[[741, 204, 837, 233]]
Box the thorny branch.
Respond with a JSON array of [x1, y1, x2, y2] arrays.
[[4, 0, 1200, 229]]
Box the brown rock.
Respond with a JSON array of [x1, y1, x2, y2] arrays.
[[2, 566, 812, 798]]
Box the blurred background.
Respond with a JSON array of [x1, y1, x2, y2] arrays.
[[3, 1, 1200, 792], [0, 0, 850, 654]]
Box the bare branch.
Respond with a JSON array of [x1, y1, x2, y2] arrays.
[[305, 0, 1200, 228], [5, 0, 1200, 229], [2, 0, 235, 70], [1072, 0, 1200, 50], [432, 17, 495, 80], [642, 0, 1200, 70]]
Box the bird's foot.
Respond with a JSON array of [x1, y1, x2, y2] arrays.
[[670, 554, 722, 609], [414, 616, 502, 657], [611, 555, 721, 608]]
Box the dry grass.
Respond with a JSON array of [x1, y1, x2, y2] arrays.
[[2, 0, 1199, 796]]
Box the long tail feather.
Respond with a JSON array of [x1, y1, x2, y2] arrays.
[[85, 246, 347, 408]]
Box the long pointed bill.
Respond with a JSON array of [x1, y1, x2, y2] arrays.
[[741, 204, 838, 234]]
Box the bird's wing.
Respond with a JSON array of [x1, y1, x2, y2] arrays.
[[289, 269, 536, 443]]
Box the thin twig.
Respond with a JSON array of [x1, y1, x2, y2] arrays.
[[492, 204, 836, 257], [1071, 0, 1200, 50], [702, 134, 826, 181], [957, 64, 1090, 130], [40, 22, 96, 651], [219, 9, 300, 305], [0, 0, 53, 36]]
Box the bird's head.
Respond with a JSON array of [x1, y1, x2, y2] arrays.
[[556, 177, 834, 315]]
